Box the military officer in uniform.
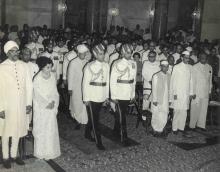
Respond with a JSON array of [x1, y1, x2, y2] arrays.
[[110, 44, 137, 146], [82, 43, 110, 150]]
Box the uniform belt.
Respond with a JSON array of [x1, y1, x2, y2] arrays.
[[89, 82, 107, 86], [59, 61, 63, 64], [143, 88, 151, 90], [117, 79, 134, 84]]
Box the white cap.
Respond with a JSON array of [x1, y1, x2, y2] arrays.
[[76, 44, 88, 54], [160, 60, 169, 66], [116, 43, 122, 49], [186, 46, 193, 52], [4, 40, 19, 54], [182, 51, 190, 56]]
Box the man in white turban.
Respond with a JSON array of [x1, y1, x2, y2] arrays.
[[0, 41, 33, 169], [68, 44, 89, 129]]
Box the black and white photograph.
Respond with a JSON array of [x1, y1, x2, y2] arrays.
[[0, 0, 220, 171]]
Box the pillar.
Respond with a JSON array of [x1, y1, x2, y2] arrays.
[[152, 0, 169, 40], [1, 0, 6, 26]]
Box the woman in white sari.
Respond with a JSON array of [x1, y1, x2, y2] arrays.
[[33, 56, 61, 160]]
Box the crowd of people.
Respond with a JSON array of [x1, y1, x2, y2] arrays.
[[0, 23, 219, 169]]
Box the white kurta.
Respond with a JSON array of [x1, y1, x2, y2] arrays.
[[151, 72, 170, 132], [62, 50, 77, 81], [142, 61, 160, 110], [33, 72, 60, 160], [68, 57, 88, 124], [170, 62, 194, 131], [190, 62, 212, 129], [170, 62, 193, 110], [0, 59, 33, 138]]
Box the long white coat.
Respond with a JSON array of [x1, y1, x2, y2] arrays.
[[170, 62, 194, 110], [68, 57, 88, 124], [0, 59, 33, 137], [192, 62, 212, 101], [151, 71, 170, 132]]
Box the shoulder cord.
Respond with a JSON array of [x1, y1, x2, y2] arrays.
[[115, 62, 130, 79], [89, 63, 104, 82]]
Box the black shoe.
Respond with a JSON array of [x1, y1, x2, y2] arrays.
[[113, 129, 120, 137], [3, 159, 11, 169], [196, 127, 207, 132], [96, 144, 105, 150], [122, 139, 130, 147], [75, 124, 81, 130], [12, 157, 25, 165], [85, 135, 95, 142], [172, 130, 178, 135]]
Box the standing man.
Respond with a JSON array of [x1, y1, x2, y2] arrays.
[[142, 51, 160, 117], [0, 41, 33, 169], [190, 52, 212, 130], [110, 44, 137, 145], [68, 44, 89, 129], [151, 60, 170, 136], [39, 39, 61, 81], [82, 44, 109, 150], [170, 51, 194, 135], [25, 30, 44, 62], [20, 47, 39, 79]]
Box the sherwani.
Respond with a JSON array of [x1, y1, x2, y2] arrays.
[[68, 57, 88, 124], [142, 61, 160, 110], [170, 62, 194, 131], [62, 50, 77, 81], [151, 71, 170, 132], [190, 62, 212, 129], [0, 59, 33, 158]]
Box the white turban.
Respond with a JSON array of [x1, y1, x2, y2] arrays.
[[4, 40, 19, 54], [76, 44, 88, 54], [182, 51, 190, 56]]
